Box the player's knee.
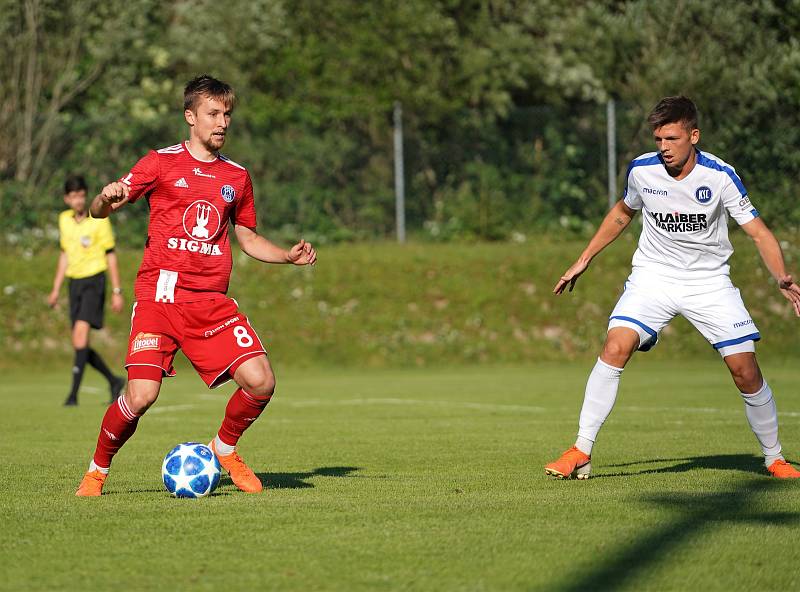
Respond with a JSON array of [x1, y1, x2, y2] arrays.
[[601, 340, 634, 366], [733, 367, 762, 394], [71, 331, 89, 349], [125, 384, 160, 415], [726, 354, 762, 393], [244, 372, 275, 399]]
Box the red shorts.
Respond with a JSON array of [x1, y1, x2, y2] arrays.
[[125, 297, 266, 388]]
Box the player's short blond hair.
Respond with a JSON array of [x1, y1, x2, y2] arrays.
[[183, 75, 236, 113]]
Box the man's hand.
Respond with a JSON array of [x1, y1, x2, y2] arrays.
[[287, 239, 317, 266], [111, 292, 124, 313], [100, 181, 130, 209], [778, 274, 800, 317], [91, 181, 130, 218], [47, 290, 59, 308], [553, 258, 590, 295]]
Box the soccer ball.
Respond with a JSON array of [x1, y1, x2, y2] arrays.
[[161, 442, 221, 498]]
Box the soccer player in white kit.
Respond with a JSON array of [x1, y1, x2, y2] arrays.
[[544, 96, 800, 479]]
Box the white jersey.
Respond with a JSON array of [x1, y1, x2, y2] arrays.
[[622, 149, 758, 281]]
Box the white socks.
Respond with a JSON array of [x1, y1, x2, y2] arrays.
[[89, 460, 109, 475], [572, 360, 782, 467], [213, 435, 235, 456], [575, 358, 624, 456], [741, 381, 783, 466]]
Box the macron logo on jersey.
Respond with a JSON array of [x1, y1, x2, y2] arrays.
[[649, 211, 708, 232], [174, 177, 189, 188], [642, 187, 668, 196]]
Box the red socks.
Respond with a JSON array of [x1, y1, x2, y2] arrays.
[[92, 396, 141, 469], [217, 388, 271, 447], [89, 388, 269, 470]]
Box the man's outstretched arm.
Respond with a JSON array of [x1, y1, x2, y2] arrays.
[[234, 224, 317, 266], [553, 200, 636, 295], [740, 217, 800, 316]]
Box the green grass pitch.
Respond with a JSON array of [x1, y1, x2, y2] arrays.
[[2, 360, 800, 591]]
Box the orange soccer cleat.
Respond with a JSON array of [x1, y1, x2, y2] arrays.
[[210, 440, 263, 493], [544, 446, 592, 480], [75, 469, 107, 496], [767, 459, 800, 479]]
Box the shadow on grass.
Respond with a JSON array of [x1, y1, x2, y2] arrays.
[[217, 466, 361, 490], [552, 477, 799, 592], [595, 453, 768, 478], [116, 487, 234, 496]]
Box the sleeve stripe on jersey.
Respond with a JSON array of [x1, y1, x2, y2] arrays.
[[696, 151, 747, 197], [622, 153, 661, 198], [219, 154, 245, 170], [157, 143, 185, 154]]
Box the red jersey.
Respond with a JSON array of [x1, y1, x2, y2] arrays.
[[120, 142, 257, 303]]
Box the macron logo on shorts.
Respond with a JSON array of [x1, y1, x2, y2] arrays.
[[131, 332, 161, 354]]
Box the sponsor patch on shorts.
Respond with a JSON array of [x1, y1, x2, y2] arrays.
[[204, 316, 241, 338], [131, 332, 161, 354]]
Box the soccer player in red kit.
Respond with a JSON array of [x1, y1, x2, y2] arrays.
[[75, 75, 317, 496]]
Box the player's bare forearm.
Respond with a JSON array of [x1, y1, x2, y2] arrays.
[[742, 218, 788, 282], [581, 201, 635, 263], [554, 201, 635, 294], [90, 194, 112, 218], [48, 251, 68, 307], [240, 233, 291, 263], [106, 251, 125, 312], [742, 217, 800, 316], [234, 225, 317, 266], [106, 251, 122, 292], [106, 251, 119, 282], [52, 251, 67, 289]]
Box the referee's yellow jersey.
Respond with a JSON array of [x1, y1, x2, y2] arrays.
[[58, 210, 116, 279]]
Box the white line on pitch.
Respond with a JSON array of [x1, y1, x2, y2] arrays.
[[285, 398, 547, 413], [148, 404, 197, 414], [620, 405, 800, 417]]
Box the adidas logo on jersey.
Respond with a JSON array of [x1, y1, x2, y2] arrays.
[[174, 177, 189, 188]]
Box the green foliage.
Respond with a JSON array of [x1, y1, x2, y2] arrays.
[[3, 0, 800, 242], [3, 237, 800, 370]]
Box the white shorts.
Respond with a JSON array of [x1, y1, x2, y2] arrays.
[[608, 269, 760, 358]]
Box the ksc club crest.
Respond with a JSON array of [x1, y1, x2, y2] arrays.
[[221, 184, 236, 203], [182, 200, 221, 241], [695, 186, 713, 204]]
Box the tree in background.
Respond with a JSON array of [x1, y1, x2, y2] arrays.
[[3, 0, 800, 243]]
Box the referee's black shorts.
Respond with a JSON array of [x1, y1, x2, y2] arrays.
[[69, 271, 106, 329]]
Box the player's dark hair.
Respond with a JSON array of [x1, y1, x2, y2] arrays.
[[647, 96, 698, 131], [64, 175, 88, 194], [184, 75, 236, 112]]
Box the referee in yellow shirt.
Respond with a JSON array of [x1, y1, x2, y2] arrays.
[[48, 176, 126, 406]]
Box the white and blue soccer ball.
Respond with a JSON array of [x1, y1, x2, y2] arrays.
[[161, 442, 221, 498]]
